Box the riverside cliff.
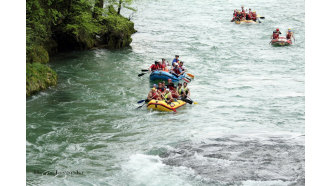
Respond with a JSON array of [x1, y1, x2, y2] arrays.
[[26, 0, 136, 96]]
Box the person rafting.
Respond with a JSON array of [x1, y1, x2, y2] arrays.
[[162, 89, 174, 104], [246, 11, 251, 20], [168, 83, 179, 98], [276, 28, 282, 35], [251, 11, 257, 21], [161, 58, 169, 71], [167, 79, 174, 88], [177, 83, 184, 97], [246, 8, 253, 20], [241, 11, 246, 21], [157, 82, 165, 94], [231, 10, 238, 22], [286, 29, 295, 41], [147, 88, 161, 101], [182, 82, 191, 98], [272, 31, 278, 39], [172, 55, 180, 66], [149, 61, 161, 71], [179, 61, 186, 73], [171, 63, 183, 77], [272, 28, 281, 39]]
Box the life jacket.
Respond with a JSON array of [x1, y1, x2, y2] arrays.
[[163, 92, 171, 101], [170, 89, 178, 98], [158, 88, 165, 93], [168, 85, 175, 91], [173, 68, 181, 75], [183, 87, 189, 94], [286, 33, 291, 40], [273, 32, 279, 39], [151, 92, 159, 99], [177, 87, 184, 95], [161, 63, 166, 70], [150, 64, 159, 71]]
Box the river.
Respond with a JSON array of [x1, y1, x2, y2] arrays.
[[26, 0, 305, 185]]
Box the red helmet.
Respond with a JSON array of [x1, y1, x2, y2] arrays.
[[276, 28, 279, 31]]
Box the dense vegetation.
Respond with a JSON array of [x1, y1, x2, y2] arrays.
[[26, 0, 136, 96]]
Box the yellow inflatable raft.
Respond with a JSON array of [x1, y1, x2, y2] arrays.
[[235, 20, 258, 24], [147, 100, 186, 112]]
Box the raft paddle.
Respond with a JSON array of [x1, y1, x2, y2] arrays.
[[182, 98, 193, 104], [187, 97, 198, 104], [137, 99, 146, 104], [186, 73, 195, 79], [257, 15, 265, 19], [138, 73, 146, 77], [141, 69, 149, 72], [136, 102, 147, 109], [136, 93, 158, 109], [183, 78, 191, 83]]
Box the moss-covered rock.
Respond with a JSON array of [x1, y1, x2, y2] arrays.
[[26, 45, 49, 64], [26, 63, 57, 96], [100, 13, 137, 49]]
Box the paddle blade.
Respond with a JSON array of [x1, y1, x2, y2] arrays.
[[257, 15, 265, 19], [137, 99, 146, 104], [136, 103, 146, 109], [138, 73, 146, 77], [187, 73, 195, 78], [183, 78, 191, 83], [182, 98, 193, 104], [184, 76, 192, 81], [141, 69, 149, 72], [193, 102, 198, 104]]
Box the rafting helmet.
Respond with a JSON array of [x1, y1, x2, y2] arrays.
[[276, 28, 279, 31]]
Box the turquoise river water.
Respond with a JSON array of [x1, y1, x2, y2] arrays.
[[26, 0, 305, 185]]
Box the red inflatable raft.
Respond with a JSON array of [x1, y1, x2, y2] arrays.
[[271, 36, 292, 46]]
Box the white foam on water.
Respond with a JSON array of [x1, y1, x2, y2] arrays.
[[117, 154, 195, 186], [241, 180, 294, 186]]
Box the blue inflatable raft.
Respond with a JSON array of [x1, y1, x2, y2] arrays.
[[150, 70, 185, 82]]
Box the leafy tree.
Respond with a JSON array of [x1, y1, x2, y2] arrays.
[[107, 0, 136, 15]]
